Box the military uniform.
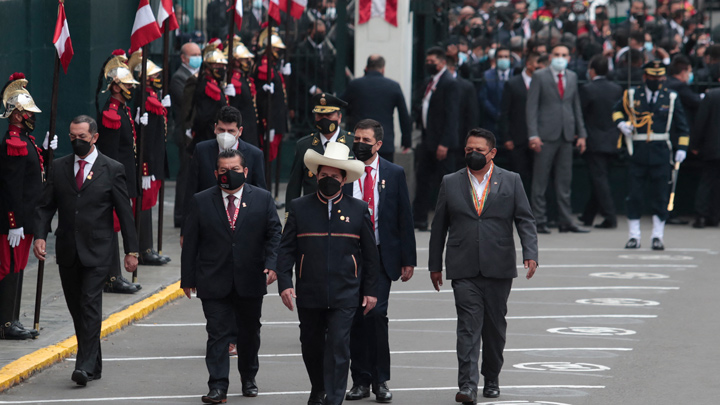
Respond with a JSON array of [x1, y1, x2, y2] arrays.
[[227, 38, 260, 148], [253, 27, 288, 161], [613, 61, 690, 250]]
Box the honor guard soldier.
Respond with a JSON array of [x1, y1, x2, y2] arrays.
[[184, 38, 233, 154], [127, 50, 171, 266], [0, 73, 49, 339], [227, 36, 260, 148], [285, 93, 355, 211], [95, 50, 143, 293], [614, 60, 690, 250]]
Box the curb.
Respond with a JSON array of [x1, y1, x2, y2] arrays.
[[0, 280, 183, 392]]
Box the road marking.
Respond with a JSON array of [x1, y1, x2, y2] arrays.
[[590, 272, 669, 279], [0, 386, 606, 403], [514, 362, 611, 372], [617, 254, 694, 261], [414, 264, 696, 270], [415, 247, 715, 253], [576, 298, 660, 306], [547, 327, 636, 336], [390, 286, 679, 294]]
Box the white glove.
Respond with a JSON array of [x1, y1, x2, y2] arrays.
[[185, 129, 193, 139], [135, 108, 149, 126], [224, 84, 236, 97], [675, 150, 687, 164], [142, 175, 155, 190], [161, 94, 171, 107], [8, 227, 24, 248], [43, 131, 58, 150], [618, 121, 633, 137], [262, 83, 275, 94], [282, 62, 292, 76]]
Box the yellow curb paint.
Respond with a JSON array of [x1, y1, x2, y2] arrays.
[[0, 281, 183, 392]]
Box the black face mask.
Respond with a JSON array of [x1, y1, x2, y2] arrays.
[[315, 118, 338, 134], [318, 176, 342, 197], [313, 33, 325, 43], [646, 79, 661, 92], [21, 113, 36, 132], [470, 26, 483, 38], [212, 67, 227, 80], [152, 77, 162, 89], [72, 139, 92, 157], [465, 151, 491, 171], [352, 142, 375, 162], [217, 170, 246, 190], [426, 63, 439, 75], [122, 87, 134, 101]]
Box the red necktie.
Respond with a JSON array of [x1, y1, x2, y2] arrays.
[[362, 166, 375, 230], [76, 160, 86, 190], [557, 72, 564, 98], [424, 80, 433, 97], [227, 195, 237, 229]]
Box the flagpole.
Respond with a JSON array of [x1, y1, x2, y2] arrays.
[[227, 1, 236, 84], [157, 23, 170, 256], [264, 15, 273, 191], [134, 45, 149, 284]]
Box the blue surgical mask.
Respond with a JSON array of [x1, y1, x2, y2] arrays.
[[644, 41, 653, 52], [551, 57, 568, 71], [688, 72, 694, 84], [496, 58, 511, 71], [253, 0, 263, 9], [479, 55, 489, 63], [188, 55, 202, 69]]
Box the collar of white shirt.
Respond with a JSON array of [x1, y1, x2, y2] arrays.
[[218, 140, 240, 153], [321, 128, 340, 147], [521, 69, 532, 86], [221, 186, 244, 207], [75, 146, 99, 167]]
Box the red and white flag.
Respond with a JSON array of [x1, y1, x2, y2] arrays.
[[52, 0, 74, 73], [286, 0, 307, 19], [269, 0, 306, 23], [130, 0, 162, 53], [358, 0, 398, 27], [234, 0, 243, 30], [269, 0, 282, 24], [157, 0, 179, 31]]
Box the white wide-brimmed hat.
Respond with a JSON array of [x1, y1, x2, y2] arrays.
[[304, 142, 364, 183]]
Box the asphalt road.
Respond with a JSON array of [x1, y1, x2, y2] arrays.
[[1, 213, 719, 404]]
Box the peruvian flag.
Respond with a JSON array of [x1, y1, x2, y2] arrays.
[[269, 0, 306, 23], [269, 0, 282, 23], [234, 0, 243, 30], [52, 0, 74, 73], [358, 0, 398, 27], [157, 0, 179, 31], [130, 0, 162, 53]]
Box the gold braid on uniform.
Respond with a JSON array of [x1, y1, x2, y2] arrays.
[[622, 90, 654, 140]]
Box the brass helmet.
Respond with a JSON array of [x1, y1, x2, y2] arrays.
[[226, 35, 255, 59], [103, 49, 140, 93], [257, 27, 286, 52], [128, 49, 163, 80], [203, 38, 228, 64], [1, 72, 41, 119]]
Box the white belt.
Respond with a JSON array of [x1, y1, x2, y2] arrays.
[[632, 133, 669, 142]]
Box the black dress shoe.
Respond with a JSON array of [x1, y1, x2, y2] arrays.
[[0, 322, 32, 340], [414, 220, 428, 231], [536, 223, 551, 234], [578, 215, 593, 227], [455, 387, 476, 404], [242, 379, 258, 397], [307, 390, 326, 405], [13, 320, 39, 338], [594, 220, 617, 229], [71, 369, 89, 386], [547, 220, 559, 228], [625, 238, 641, 249], [483, 379, 500, 398], [652, 237, 664, 251], [103, 275, 139, 294], [202, 388, 227, 404], [345, 385, 370, 400], [666, 217, 689, 225], [140, 249, 170, 266], [559, 224, 590, 233], [373, 382, 393, 403], [692, 217, 706, 229]]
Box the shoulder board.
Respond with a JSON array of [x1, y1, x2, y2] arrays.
[[102, 109, 122, 129], [5, 135, 28, 157], [204, 80, 222, 101]]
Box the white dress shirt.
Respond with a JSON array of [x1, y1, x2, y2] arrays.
[[645, 86, 659, 105], [321, 129, 340, 149], [352, 154, 380, 243], [221, 186, 244, 211], [422, 67, 447, 129], [74, 146, 99, 181], [468, 164, 493, 209], [549, 65, 567, 88], [521, 68, 532, 89]]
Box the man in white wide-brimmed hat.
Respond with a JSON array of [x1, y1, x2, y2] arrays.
[[277, 142, 381, 405]]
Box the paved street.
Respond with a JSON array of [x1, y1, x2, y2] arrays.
[[1, 181, 720, 404]]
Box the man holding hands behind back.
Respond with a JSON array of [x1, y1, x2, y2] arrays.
[[429, 128, 538, 405]]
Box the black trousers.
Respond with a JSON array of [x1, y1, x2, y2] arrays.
[[174, 148, 192, 227], [59, 255, 109, 376], [581, 152, 617, 225], [298, 306, 356, 405], [626, 163, 670, 221], [413, 141, 456, 224], [109, 210, 152, 280], [507, 145, 534, 198], [451, 274, 513, 392], [0, 271, 21, 325], [201, 293, 263, 391], [694, 160, 720, 221]]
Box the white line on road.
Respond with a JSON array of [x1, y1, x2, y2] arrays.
[[415, 247, 714, 253], [390, 286, 679, 294], [414, 264, 696, 270]]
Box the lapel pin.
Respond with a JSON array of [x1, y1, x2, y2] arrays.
[[381, 179, 386, 189], [494, 181, 497, 185], [345, 216, 350, 222], [340, 215, 345, 221], [87, 171, 93, 180], [242, 202, 247, 208], [337, 210, 341, 213]]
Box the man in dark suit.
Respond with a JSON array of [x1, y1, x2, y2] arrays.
[[181, 149, 281, 404], [343, 120, 416, 403], [447, 58, 480, 170], [499, 51, 540, 195], [277, 142, 380, 405], [478, 47, 513, 135], [666, 54, 700, 131], [341, 55, 413, 162], [526, 43, 589, 234], [33, 115, 139, 386], [690, 84, 720, 228], [579, 55, 623, 229], [412, 47, 460, 230], [429, 128, 538, 404], [291, 20, 335, 121]]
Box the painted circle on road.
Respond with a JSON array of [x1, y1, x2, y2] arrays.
[[617, 254, 693, 261], [514, 362, 610, 372], [576, 298, 660, 306], [589, 272, 669, 280], [547, 326, 636, 336]]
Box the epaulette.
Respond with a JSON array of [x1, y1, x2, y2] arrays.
[[231, 71, 243, 95], [145, 93, 166, 116], [6, 128, 28, 157], [102, 99, 122, 129], [205, 79, 221, 101]]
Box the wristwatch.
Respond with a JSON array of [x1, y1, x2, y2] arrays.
[[127, 252, 139, 258]]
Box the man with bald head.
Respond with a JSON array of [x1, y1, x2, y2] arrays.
[[341, 55, 412, 162]]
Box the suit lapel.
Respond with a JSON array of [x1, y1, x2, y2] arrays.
[[377, 158, 388, 217], [80, 155, 107, 191], [233, 185, 252, 233], [459, 168, 479, 217], [212, 187, 232, 235], [481, 166, 501, 216], [64, 157, 77, 191]]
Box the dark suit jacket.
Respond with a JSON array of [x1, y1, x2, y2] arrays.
[[341, 71, 413, 152], [455, 75, 480, 149], [665, 76, 701, 128], [428, 166, 538, 279], [277, 192, 380, 309], [580, 77, 623, 154], [170, 65, 194, 146], [498, 73, 528, 145], [35, 152, 139, 267], [690, 88, 720, 160], [414, 70, 460, 149], [526, 67, 587, 142], [181, 185, 281, 299], [478, 68, 512, 134], [342, 158, 416, 280]]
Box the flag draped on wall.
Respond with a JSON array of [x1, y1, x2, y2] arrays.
[[358, 0, 398, 27]]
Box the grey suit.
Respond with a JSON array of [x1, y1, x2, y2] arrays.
[[526, 67, 587, 226], [429, 165, 538, 394]]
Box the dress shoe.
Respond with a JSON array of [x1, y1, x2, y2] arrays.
[[242, 379, 258, 397], [71, 369, 89, 386], [201, 388, 227, 404], [625, 238, 640, 249], [345, 385, 370, 400], [577, 215, 593, 227], [228, 343, 237, 356], [483, 379, 500, 398], [414, 220, 428, 231], [547, 220, 559, 228], [373, 382, 393, 403], [103, 275, 139, 294], [692, 217, 706, 229], [140, 249, 171, 266], [666, 217, 689, 225], [0, 322, 32, 340], [559, 224, 590, 233], [652, 237, 664, 251], [307, 390, 325, 405], [14, 321, 39, 338], [536, 223, 551, 234], [594, 220, 617, 229], [455, 387, 476, 404]]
